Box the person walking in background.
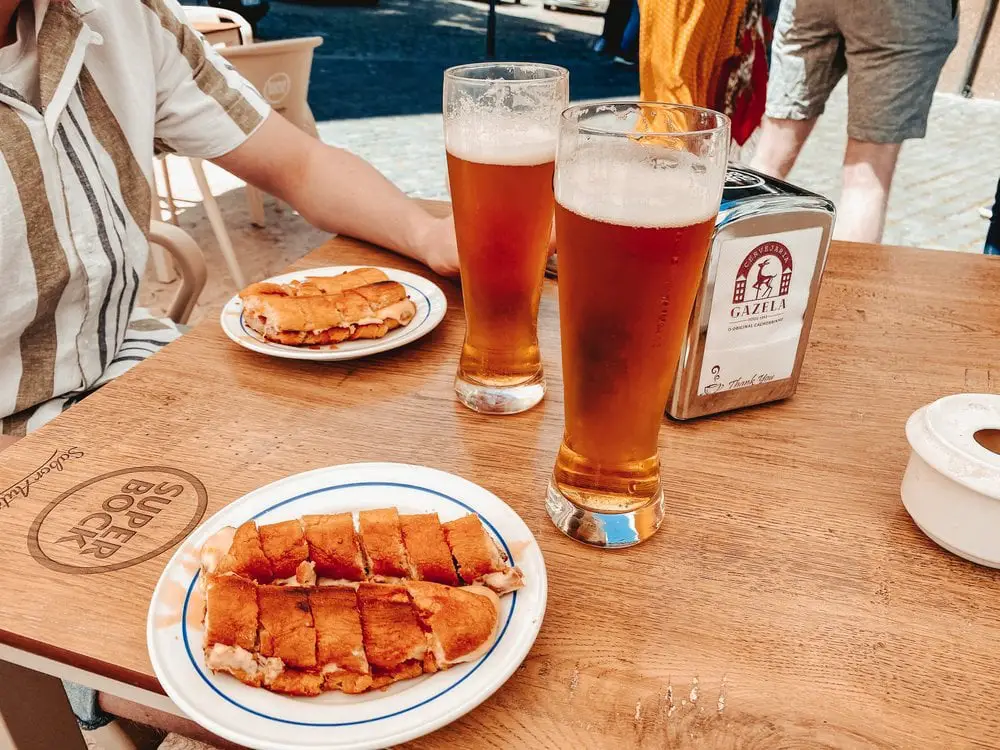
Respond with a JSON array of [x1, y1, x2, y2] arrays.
[[750, 1, 958, 243], [594, 0, 633, 57], [618, 0, 640, 64], [637, 0, 770, 146]]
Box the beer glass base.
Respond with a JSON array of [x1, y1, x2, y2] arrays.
[[454, 373, 545, 415], [545, 478, 664, 548]]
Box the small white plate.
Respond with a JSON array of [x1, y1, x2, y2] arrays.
[[147, 463, 546, 750], [220, 266, 448, 361]]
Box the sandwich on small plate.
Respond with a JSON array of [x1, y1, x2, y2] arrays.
[[239, 267, 417, 346]]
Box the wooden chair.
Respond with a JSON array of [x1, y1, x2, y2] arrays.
[[148, 220, 208, 324]]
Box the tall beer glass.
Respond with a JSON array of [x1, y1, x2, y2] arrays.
[[547, 102, 729, 547], [444, 63, 569, 414]]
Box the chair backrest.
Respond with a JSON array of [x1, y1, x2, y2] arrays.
[[219, 37, 324, 137], [147, 221, 208, 324], [181, 5, 253, 45]]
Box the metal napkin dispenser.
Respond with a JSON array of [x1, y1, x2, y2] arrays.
[[667, 165, 836, 420]]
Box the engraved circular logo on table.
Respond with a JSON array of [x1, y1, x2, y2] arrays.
[[27, 467, 208, 574]]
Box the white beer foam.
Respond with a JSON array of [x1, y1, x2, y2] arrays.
[[446, 120, 556, 167], [555, 141, 723, 228]]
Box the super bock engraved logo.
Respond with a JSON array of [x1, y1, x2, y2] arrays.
[[27, 466, 208, 574]]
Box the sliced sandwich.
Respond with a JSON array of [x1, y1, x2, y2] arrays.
[[211, 521, 273, 583], [406, 581, 500, 669], [356, 583, 428, 686], [258, 519, 311, 584], [204, 574, 264, 687], [400, 513, 460, 586], [442, 515, 524, 594], [199, 510, 525, 594], [309, 587, 373, 693], [257, 585, 323, 696], [203, 577, 503, 697], [303, 513, 367, 583], [358, 508, 411, 581]]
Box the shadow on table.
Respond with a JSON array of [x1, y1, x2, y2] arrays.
[[257, 0, 638, 120]]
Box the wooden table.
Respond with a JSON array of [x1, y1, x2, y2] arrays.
[[192, 20, 243, 47], [1, 226, 999, 749]]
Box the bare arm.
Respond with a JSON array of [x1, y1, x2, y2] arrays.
[[0, 434, 20, 452], [212, 113, 459, 276]]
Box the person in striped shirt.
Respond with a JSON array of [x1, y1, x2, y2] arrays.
[[0, 0, 460, 449]]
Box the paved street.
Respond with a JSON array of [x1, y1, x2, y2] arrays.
[[145, 0, 1000, 321], [256, 0, 637, 120], [787, 83, 1000, 253], [259, 0, 1000, 252]]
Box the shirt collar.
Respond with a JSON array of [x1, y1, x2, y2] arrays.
[[35, 0, 102, 134], [32, 0, 98, 30]]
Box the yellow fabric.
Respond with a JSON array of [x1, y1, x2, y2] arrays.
[[638, 0, 748, 108]]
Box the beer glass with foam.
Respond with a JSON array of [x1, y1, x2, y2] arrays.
[[443, 63, 569, 414], [546, 102, 730, 547]]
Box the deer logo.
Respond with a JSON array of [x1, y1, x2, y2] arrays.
[[732, 241, 793, 305], [750, 260, 777, 299]]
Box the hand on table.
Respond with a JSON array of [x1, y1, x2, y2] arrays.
[[407, 209, 557, 279], [412, 213, 460, 278], [418, 215, 557, 277]]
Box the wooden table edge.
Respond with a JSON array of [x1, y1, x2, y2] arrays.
[[0, 628, 165, 696]]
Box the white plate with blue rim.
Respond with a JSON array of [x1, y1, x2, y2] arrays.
[[147, 462, 546, 750], [219, 265, 448, 361]]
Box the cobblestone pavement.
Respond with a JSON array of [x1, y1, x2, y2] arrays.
[[144, 0, 1000, 322]]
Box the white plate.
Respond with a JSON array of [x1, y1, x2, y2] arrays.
[[147, 463, 546, 750], [220, 266, 448, 361]]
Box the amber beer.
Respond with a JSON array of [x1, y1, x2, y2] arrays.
[[443, 62, 568, 414], [446, 149, 555, 390], [546, 101, 729, 547], [552, 203, 715, 511]]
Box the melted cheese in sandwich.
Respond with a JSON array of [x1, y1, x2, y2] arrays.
[[206, 643, 259, 677], [355, 299, 416, 326], [481, 568, 524, 595]]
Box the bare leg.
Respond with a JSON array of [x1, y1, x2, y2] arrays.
[[749, 116, 818, 179], [835, 138, 901, 243]]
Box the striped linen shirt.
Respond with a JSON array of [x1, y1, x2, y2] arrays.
[[0, 0, 270, 436]]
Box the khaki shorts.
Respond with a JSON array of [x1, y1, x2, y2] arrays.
[[766, 0, 959, 143]]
